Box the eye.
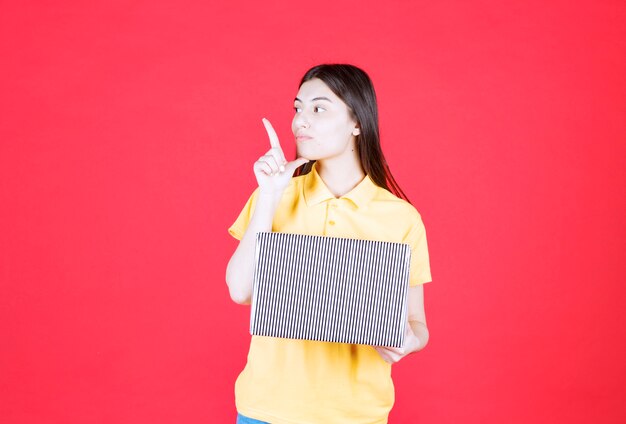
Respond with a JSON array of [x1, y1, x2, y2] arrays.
[[294, 106, 302, 113], [314, 106, 326, 113]]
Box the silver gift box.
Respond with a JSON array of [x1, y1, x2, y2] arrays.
[[251, 232, 411, 347]]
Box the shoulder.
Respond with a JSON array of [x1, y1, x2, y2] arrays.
[[371, 185, 424, 223]]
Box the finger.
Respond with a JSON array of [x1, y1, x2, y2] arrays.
[[254, 160, 273, 176], [377, 346, 403, 362], [278, 152, 287, 172], [262, 120, 287, 171], [284, 157, 310, 174], [267, 149, 287, 173], [261, 155, 280, 174], [261, 162, 272, 175], [381, 349, 398, 363], [265, 147, 287, 172], [374, 347, 393, 364], [375, 345, 400, 353], [262, 118, 282, 151]]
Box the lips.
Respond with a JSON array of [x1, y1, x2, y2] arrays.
[[296, 134, 312, 142]]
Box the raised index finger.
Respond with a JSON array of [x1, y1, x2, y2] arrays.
[[262, 118, 282, 151]]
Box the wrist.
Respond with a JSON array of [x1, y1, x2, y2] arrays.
[[258, 188, 283, 200]]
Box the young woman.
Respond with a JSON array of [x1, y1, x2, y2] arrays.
[[225, 64, 432, 424]]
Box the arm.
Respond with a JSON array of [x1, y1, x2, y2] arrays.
[[374, 284, 430, 363], [225, 118, 309, 305], [225, 190, 282, 304], [407, 283, 429, 351]]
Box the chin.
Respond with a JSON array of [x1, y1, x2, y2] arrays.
[[296, 149, 314, 161], [300, 154, 323, 162]]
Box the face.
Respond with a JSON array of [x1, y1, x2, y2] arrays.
[[292, 78, 360, 161]]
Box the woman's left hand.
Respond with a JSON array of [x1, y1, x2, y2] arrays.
[[373, 322, 421, 364]]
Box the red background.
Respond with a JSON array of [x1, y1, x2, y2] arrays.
[[1, 1, 625, 423]]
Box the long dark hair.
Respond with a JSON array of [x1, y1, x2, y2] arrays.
[[293, 64, 411, 204]]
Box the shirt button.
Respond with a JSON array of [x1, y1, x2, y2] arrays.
[[328, 220, 336, 225]]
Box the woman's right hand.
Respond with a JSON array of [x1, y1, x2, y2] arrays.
[[254, 118, 310, 195]]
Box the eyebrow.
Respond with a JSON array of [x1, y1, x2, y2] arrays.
[[294, 96, 333, 103]]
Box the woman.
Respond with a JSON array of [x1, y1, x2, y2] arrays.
[[226, 64, 432, 423]]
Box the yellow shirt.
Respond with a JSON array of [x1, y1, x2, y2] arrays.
[[228, 162, 432, 424]]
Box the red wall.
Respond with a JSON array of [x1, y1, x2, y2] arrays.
[[1, 1, 624, 423]]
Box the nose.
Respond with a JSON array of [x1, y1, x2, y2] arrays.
[[293, 112, 310, 129]]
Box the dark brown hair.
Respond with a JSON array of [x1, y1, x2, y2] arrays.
[[293, 64, 411, 204]]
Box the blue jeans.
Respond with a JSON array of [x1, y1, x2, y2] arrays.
[[236, 413, 269, 424]]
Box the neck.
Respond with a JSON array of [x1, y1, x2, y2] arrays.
[[315, 156, 365, 198]]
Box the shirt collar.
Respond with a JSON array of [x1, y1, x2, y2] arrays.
[[303, 161, 378, 208]]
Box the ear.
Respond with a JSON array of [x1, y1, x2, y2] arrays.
[[352, 128, 361, 136]]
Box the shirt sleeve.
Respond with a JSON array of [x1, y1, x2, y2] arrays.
[[227, 187, 260, 241], [406, 214, 433, 286]]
